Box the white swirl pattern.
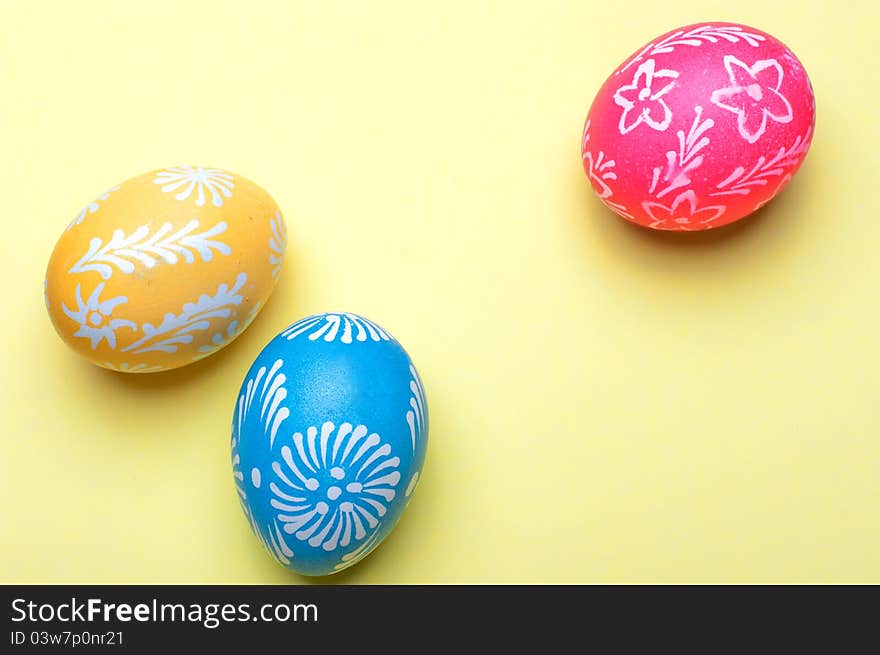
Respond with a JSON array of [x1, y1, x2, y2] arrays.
[[271, 422, 401, 552]]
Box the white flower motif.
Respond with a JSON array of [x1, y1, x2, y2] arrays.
[[62, 283, 136, 349], [641, 190, 726, 230], [269, 212, 287, 279], [710, 56, 793, 144], [613, 59, 679, 135], [153, 166, 234, 207], [271, 422, 401, 552], [66, 186, 120, 231]]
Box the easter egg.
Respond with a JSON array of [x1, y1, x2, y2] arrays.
[[231, 313, 429, 576], [582, 22, 815, 231], [45, 166, 287, 372]]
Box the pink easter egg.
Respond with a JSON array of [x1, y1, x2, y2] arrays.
[[582, 22, 815, 231]]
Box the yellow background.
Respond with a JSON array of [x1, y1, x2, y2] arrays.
[[1, 0, 877, 583]]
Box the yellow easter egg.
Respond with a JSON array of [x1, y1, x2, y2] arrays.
[[45, 166, 287, 373]]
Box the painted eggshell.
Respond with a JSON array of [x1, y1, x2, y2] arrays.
[[582, 22, 815, 231], [231, 313, 429, 576], [45, 166, 287, 372]]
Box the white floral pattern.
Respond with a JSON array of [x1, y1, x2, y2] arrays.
[[281, 313, 391, 344], [613, 59, 679, 135], [69, 220, 231, 280], [269, 212, 286, 279], [271, 422, 401, 552], [153, 166, 234, 207], [642, 190, 726, 230], [121, 273, 247, 354], [62, 283, 136, 350], [66, 186, 120, 231], [710, 56, 793, 144]]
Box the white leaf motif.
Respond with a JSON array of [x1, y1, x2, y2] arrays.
[[121, 273, 247, 354], [69, 220, 232, 280], [649, 105, 715, 199], [618, 25, 766, 75], [711, 126, 812, 197]]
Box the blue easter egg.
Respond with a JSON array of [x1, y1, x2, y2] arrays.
[[231, 312, 429, 576]]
